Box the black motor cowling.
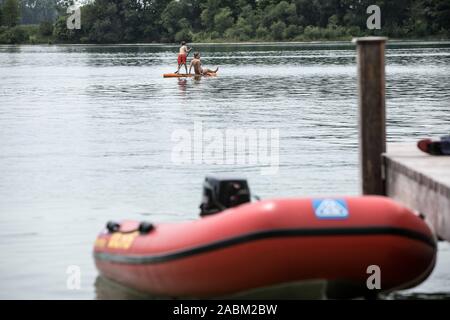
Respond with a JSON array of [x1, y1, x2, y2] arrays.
[[199, 175, 251, 217]]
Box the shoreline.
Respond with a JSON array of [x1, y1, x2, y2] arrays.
[[2, 39, 450, 47]]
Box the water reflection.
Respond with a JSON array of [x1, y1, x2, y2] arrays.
[[177, 78, 188, 95], [95, 276, 161, 300]]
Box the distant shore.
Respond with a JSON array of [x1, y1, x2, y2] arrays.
[[1, 31, 449, 47], [1, 24, 449, 46]]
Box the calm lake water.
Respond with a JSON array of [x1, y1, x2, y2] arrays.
[[0, 42, 449, 299]]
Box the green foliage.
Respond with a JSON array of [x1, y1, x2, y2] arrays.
[[256, 26, 269, 40], [270, 21, 286, 40], [161, 0, 189, 36], [214, 7, 234, 35], [0, 25, 27, 43], [262, 1, 297, 28], [328, 15, 339, 29], [303, 25, 321, 40], [52, 15, 78, 42], [2, 0, 20, 27], [284, 24, 299, 39], [175, 27, 193, 43], [0, 22, 57, 44], [39, 21, 54, 37], [224, 17, 253, 41], [4, 0, 446, 43]]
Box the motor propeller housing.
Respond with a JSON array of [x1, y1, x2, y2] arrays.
[[199, 175, 251, 217]]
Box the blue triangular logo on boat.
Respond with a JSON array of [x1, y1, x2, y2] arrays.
[[313, 199, 349, 219]]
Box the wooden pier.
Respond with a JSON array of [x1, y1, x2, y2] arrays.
[[384, 143, 450, 241], [354, 37, 450, 241]]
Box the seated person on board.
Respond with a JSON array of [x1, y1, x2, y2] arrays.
[[189, 52, 219, 76]]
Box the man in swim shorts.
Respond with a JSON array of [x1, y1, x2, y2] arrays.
[[175, 41, 192, 74], [189, 52, 219, 76]]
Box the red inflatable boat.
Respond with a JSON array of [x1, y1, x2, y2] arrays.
[[93, 196, 436, 298]]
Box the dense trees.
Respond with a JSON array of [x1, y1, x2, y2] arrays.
[[2, 0, 20, 27], [0, 0, 449, 44], [64, 0, 449, 43]]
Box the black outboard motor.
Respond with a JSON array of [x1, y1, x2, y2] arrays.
[[200, 175, 251, 217]]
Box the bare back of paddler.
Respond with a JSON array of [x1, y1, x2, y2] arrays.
[[189, 52, 219, 76]]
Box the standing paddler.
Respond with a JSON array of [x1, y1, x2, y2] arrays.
[[175, 41, 192, 74]]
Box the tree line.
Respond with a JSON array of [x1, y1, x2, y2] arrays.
[[1, 0, 449, 44]]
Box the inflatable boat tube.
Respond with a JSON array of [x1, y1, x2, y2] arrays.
[[93, 196, 436, 298]]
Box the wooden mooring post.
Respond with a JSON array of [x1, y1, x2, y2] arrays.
[[354, 37, 450, 241], [354, 37, 388, 195]]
